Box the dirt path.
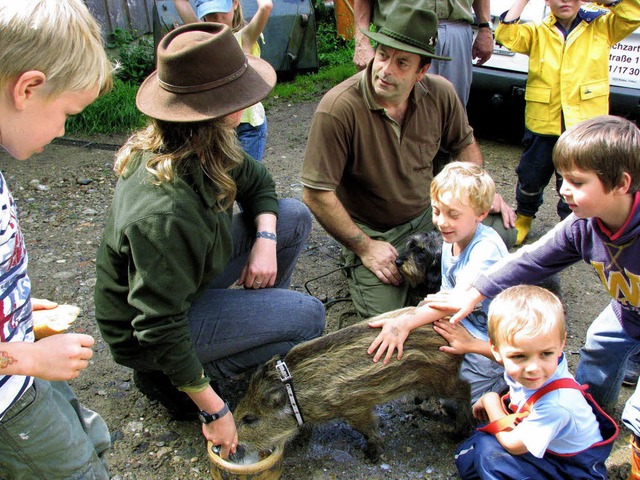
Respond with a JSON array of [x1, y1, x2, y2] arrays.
[[0, 97, 633, 479]]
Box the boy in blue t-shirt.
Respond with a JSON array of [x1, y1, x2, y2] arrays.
[[367, 161, 508, 403]]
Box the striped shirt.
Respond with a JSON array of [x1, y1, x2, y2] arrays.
[[0, 171, 33, 420]]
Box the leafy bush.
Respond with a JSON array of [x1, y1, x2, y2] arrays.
[[108, 28, 155, 84]]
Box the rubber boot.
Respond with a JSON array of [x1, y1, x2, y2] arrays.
[[629, 434, 640, 480], [515, 214, 533, 246]]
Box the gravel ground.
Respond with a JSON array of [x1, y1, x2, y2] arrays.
[[0, 96, 634, 479]]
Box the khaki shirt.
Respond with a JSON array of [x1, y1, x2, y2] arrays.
[[373, 0, 475, 25], [301, 65, 474, 231]]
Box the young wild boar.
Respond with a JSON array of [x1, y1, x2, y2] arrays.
[[233, 307, 472, 462]]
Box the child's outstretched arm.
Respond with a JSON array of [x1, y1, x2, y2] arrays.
[[1, 334, 95, 381], [240, 0, 273, 55], [503, 0, 530, 22], [423, 286, 486, 324], [433, 319, 495, 359], [174, 0, 200, 23], [367, 303, 444, 364]]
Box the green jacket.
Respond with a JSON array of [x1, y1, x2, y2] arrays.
[[94, 152, 278, 389]]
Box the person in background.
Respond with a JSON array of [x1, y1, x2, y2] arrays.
[[94, 22, 325, 459], [0, 0, 113, 478], [353, 0, 494, 107], [494, 0, 640, 246], [175, 0, 273, 162]]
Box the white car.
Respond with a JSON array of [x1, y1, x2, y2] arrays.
[[471, 0, 640, 121]]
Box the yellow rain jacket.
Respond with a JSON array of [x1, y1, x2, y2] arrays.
[[495, 0, 640, 135]]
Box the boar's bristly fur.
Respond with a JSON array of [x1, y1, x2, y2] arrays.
[[234, 307, 472, 462]]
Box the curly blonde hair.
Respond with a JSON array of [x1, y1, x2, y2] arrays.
[[114, 118, 244, 211]]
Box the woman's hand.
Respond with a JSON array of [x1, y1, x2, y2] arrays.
[[237, 236, 277, 289], [202, 411, 238, 459]]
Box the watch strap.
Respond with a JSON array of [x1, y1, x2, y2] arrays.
[[198, 401, 229, 424], [477, 22, 491, 29]]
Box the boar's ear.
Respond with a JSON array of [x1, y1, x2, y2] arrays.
[[266, 385, 289, 410]]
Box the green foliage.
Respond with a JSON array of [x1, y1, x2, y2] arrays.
[[67, 10, 356, 134], [108, 28, 155, 84], [65, 78, 144, 135]]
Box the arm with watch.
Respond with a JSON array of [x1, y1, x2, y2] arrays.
[[472, 0, 494, 65], [188, 386, 237, 458], [236, 212, 279, 289]]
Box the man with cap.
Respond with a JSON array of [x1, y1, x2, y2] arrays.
[[353, 0, 493, 107], [94, 22, 325, 458], [301, 5, 516, 320]]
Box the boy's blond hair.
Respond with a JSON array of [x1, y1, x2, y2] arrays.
[[554, 115, 640, 193], [430, 161, 495, 215], [488, 285, 566, 349], [0, 0, 112, 97]]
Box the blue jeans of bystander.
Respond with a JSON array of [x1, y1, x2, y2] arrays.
[[237, 118, 268, 162]]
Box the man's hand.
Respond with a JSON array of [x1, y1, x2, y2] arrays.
[[472, 28, 494, 65], [359, 239, 403, 286], [490, 193, 516, 229], [203, 412, 238, 459]]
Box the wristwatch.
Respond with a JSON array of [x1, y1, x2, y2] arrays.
[[477, 22, 491, 29], [198, 402, 229, 424]]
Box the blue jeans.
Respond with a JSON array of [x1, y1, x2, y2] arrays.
[[574, 303, 640, 435], [237, 118, 267, 162], [0, 379, 110, 479], [188, 198, 325, 378], [515, 129, 571, 220]]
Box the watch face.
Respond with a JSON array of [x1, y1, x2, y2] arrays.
[[198, 411, 214, 424]]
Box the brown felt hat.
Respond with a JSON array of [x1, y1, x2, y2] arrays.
[[136, 22, 276, 122]]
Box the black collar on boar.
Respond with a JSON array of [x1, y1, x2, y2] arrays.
[[233, 307, 473, 463]]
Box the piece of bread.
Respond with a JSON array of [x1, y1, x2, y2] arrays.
[[32, 304, 81, 339]]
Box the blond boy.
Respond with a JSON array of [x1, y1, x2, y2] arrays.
[[0, 0, 113, 477], [456, 285, 612, 479], [368, 161, 508, 403]]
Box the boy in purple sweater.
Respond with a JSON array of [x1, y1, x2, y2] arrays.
[[425, 115, 640, 474]]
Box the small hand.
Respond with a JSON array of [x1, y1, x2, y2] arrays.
[[432, 319, 475, 355], [367, 317, 409, 364], [30, 333, 95, 380]]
